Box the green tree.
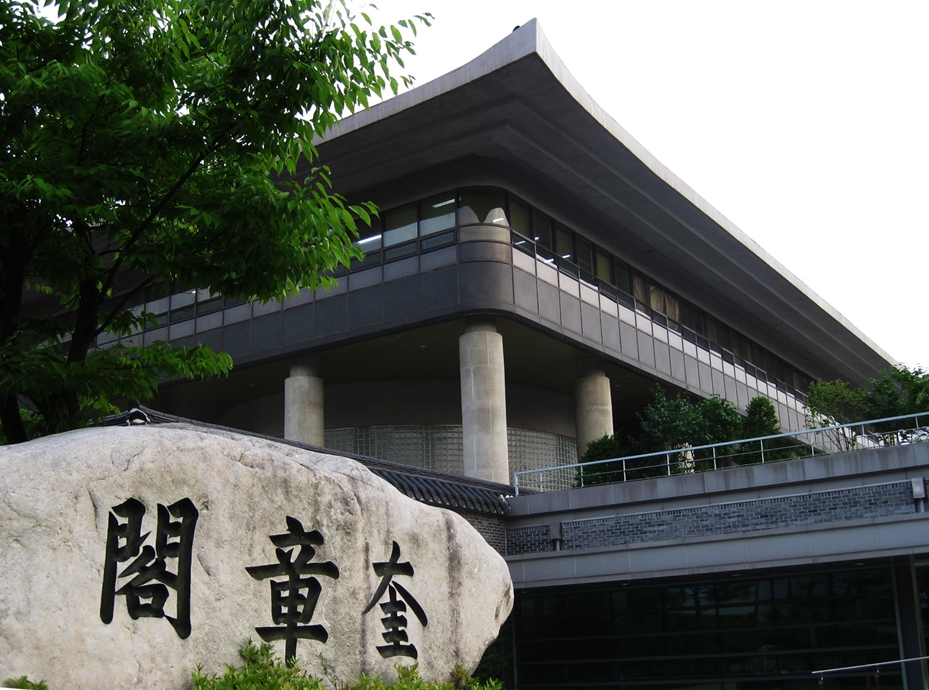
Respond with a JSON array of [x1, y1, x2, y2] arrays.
[[636, 388, 743, 472], [576, 432, 629, 485], [739, 395, 791, 464], [804, 365, 929, 450], [695, 394, 742, 467], [636, 387, 705, 455], [0, 0, 428, 442]]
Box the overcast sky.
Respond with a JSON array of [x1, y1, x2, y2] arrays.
[[365, 0, 927, 371]]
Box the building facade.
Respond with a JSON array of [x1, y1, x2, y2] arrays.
[[110, 22, 927, 689], [132, 20, 891, 488]]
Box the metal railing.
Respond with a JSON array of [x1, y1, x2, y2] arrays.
[[513, 412, 929, 495], [814, 654, 929, 687]]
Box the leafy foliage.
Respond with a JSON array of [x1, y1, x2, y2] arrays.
[[739, 396, 792, 463], [577, 389, 802, 480], [0, 0, 428, 442], [192, 640, 503, 690], [805, 365, 929, 449], [4, 677, 48, 690], [636, 388, 742, 470], [576, 432, 629, 485]]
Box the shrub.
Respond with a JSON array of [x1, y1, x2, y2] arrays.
[[192, 640, 503, 690]]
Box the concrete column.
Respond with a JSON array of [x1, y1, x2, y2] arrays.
[[574, 359, 613, 459], [284, 354, 325, 447], [459, 317, 509, 484]]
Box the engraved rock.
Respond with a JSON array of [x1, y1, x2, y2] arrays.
[[0, 425, 513, 688]]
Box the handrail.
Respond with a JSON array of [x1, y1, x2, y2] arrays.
[[513, 411, 929, 495], [814, 653, 929, 675]]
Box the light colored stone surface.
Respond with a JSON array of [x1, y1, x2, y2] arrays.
[[459, 318, 509, 483], [574, 362, 613, 459], [0, 425, 512, 688]]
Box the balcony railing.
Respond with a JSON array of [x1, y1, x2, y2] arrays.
[[513, 412, 929, 495]]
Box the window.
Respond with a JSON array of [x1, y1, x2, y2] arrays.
[[383, 204, 417, 246], [420, 193, 455, 236]]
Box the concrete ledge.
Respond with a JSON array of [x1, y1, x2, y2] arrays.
[[507, 511, 929, 588]]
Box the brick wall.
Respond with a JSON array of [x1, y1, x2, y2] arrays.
[[507, 482, 915, 555], [461, 513, 508, 555]]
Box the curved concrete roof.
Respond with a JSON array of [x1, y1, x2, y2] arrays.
[[313, 20, 893, 386]]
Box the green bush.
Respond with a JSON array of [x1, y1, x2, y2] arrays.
[[4, 678, 48, 690], [192, 640, 502, 690]]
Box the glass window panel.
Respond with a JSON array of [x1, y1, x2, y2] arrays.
[[555, 223, 573, 260], [575, 236, 594, 273], [458, 187, 506, 226], [649, 284, 666, 314], [171, 290, 196, 309], [533, 209, 553, 249], [420, 231, 454, 251], [512, 230, 534, 256], [383, 204, 417, 246], [510, 196, 530, 236], [355, 232, 383, 251], [384, 243, 417, 260], [147, 296, 170, 315], [420, 193, 456, 235], [595, 249, 612, 281], [632, 273, 648, 305], [665, 293, 680, 323], [613, 259, 631, 294]]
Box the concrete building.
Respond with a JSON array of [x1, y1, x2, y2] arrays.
[[121, 20, 928, 690], [140, 20, 891, 487]]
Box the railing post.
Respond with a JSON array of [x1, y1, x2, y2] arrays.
[[514, 473, 520, 496], [760, 438, 766, 464], [712, 446, 717, 470], [666, 452, 671, 476], [623, 458, 627, 483], [580, 467, 585, 488]]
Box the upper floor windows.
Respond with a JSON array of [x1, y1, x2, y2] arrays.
[[353, 186, 810, 398]]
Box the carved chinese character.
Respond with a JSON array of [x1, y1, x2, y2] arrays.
[[246, 516, 339, 662], [363, 541, 428, 659], [100, 497, 199, 639]]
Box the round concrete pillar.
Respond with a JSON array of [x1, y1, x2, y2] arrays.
[[574, 360, 613, 459], [459, 317, 509, 483], [284, 354, 325, 447]]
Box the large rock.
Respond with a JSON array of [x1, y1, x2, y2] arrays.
[[0, 425, 513, 688]]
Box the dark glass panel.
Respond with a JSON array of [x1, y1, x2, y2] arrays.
[[196, 298, 223, 315], [532, 208, 553, 249], [613, 258, 631, 293], [595, 248, 612, 281], [420, 230, 455, 251], [512, 230, 534, 256], [632, 273, 648, 305], [650, 284, 666, 314], [575, 236, 594, 273], [459, 187, 506, 226], [383, 203, 417, 246], [509, 196, 530, 236], [383, 242, 417, 261], [420, 192, 456, 235], [554, 223, 573, 260], [169, 304, 195, 323]]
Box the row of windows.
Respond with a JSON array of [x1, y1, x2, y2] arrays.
[[356, 187, 812, 395], [514, 568, 900, 688], [109, 186, 811, 402]]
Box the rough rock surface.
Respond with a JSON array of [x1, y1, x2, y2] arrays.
[[0, 425, 513, 688]]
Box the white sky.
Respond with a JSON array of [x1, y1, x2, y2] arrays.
[[365, 0, 928, 371]]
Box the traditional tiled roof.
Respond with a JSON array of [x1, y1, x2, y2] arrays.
[[103, 406, 516, 516]]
